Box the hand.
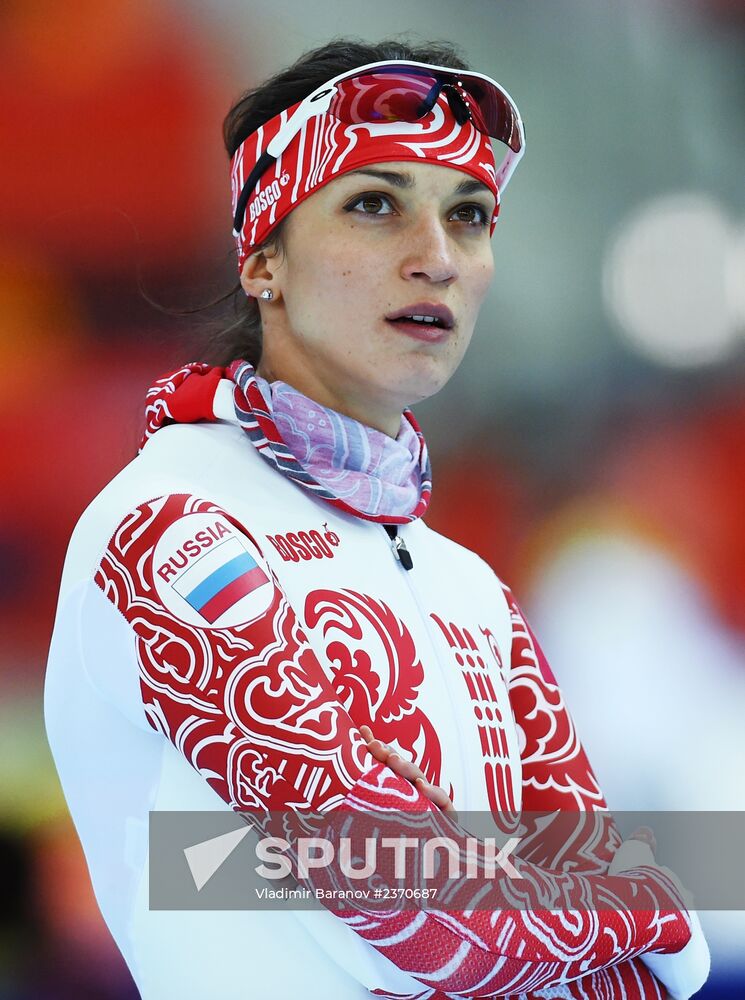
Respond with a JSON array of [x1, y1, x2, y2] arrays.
[[609, 825, 695, 911], [629, 825, 657, 853], [359, 725, 456, 817], [617, 830, 710, 999]]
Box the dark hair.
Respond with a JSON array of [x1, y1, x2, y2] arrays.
[[158, 37, 471, 367]]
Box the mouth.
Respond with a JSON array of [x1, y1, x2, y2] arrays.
[[384, 302, 456, 342]]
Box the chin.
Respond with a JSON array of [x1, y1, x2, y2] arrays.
[[396, 370, 454, 407]]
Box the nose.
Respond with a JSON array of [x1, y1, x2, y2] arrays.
[[399, 211, 459, 287]]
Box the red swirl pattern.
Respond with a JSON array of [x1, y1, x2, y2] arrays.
[[95, 494, 691, 998], [96, 494, 368, 812], [504, 585, 618, 860], [304, 589, 444, 789], [500, 585, 671, 996]]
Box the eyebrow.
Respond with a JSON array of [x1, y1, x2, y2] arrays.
[[344, 167, 493, 198]]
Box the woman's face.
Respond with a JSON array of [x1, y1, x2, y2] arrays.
[[243, 159, 496, 436]]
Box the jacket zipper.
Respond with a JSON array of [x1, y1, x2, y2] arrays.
[[383, 523, 413, 570], [380, 523, 468, 801]]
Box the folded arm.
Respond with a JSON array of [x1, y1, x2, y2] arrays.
[[502, 581, 708, 999], [92, 494, 694, 997]]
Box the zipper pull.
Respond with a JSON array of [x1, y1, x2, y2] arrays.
[[384, 524, 413, 571]]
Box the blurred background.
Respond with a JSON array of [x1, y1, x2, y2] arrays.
[[1, 0, 743, 995]]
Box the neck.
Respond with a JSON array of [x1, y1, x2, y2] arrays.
[[255, 356, 403, 439], [249, 365, 427, 520]]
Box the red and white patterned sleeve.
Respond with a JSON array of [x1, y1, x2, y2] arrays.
[[503, 584, 623, 866], [502, 584, 704, 997], [94, 494, 694, 999]]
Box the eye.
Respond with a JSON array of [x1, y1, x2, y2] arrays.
[[344, 192, 396, 216], [450, 203, 490, 227]]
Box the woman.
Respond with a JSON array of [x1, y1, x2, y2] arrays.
[[45, 38, 709, 1000]]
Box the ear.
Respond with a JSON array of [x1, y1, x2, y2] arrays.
[[240, 248, 281, 301]]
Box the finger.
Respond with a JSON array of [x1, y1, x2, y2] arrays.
[[415, 777, 442, 804], [364, 744, 390, 767], [657, 865, 693, 909], [359, 725, 373, 742], [415, 778, 454, 812], [366, 738, 392, 761], [630, 826, 657, 850], [423, 784, 457, 817], [387, 753, 425, 784], [607, 837, 655, 876]]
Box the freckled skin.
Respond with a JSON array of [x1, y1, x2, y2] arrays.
[[241, 160, 495, 437]]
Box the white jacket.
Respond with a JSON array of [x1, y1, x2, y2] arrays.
[[45, 376, 708, 1000]]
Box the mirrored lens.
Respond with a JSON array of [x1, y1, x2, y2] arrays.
[[460, 75, 522, 153], [328, 71, 440, 125], [328, 65, 522, 154]]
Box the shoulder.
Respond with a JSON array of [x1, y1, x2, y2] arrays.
[[58, 421, 266, 601], [94, 493, 276, 636]]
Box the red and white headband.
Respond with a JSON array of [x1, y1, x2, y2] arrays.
[[229, 61, 526, 280]]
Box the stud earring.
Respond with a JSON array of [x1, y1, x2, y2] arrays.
[[259, 288, 274, 301]]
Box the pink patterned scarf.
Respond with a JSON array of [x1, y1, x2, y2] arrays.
[[142, 360, 432, 524]]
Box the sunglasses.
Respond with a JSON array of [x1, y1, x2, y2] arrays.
[[232, 59, 525, 235]]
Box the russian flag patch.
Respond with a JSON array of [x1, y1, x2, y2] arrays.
[[173, 538, 269, 623], [152, 511, 274, 628]]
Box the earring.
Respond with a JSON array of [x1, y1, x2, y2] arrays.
[[259, 288, 274, 301]]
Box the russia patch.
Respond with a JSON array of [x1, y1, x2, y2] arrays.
[[152, 511, 274, 628]]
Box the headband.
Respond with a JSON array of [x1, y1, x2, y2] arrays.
[[229, 89, 500, 279]]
